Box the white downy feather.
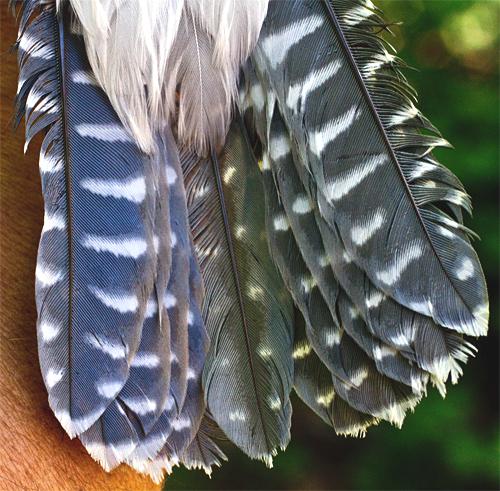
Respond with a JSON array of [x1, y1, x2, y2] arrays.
[[60, 0, 269, 155]]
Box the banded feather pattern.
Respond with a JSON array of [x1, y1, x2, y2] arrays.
[[241, 0, 488, 432], [12, 0, 489, 484], [13, 0, 214, 482], [15, 0, 158, 439]]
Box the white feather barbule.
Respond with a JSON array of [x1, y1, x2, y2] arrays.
[[61, 0, 269, 155]]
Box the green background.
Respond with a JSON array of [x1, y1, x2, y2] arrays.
[[167, 1, 499, 489]]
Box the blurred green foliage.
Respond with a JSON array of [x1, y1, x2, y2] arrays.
[[167, 2, 499, 489]]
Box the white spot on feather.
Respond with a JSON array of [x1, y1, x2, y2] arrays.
[[166, 166, 177, 185], [164, 292, 177, 309], [89, 287, 139, 313], [301, 276, 316, 293], [318, 254, 330, 267], [40, 320, 60, 342], [292, 341, 312, 359], [343, 2, 375, 26], [309, 106, 359, 157], [71, 70, 98, 85], [42, 212, 65, 233], [389, 333, 410, 347], [82, 235, 147, 258], [39, 152, 62, 173], [229, 410, 246, 422], [145, 298, 158, 318], [326, 154, 387, 201], [317, 389, 335, 407], [456, 258, 474, 281], [376, 242, 423, 286], [54, 407, 104, 439], [80, 176, 146, 203], [250, 84, 265, 112], [46, 368, 64, 389], [223, 166, 236, 184], [365, 291, 385, 309], [472, 303, 489, 336], [248, 285, 264, 300], [258, 346, 273, 359], [351, 209, 386, 246], [172, 417, 191, 431], [131, 353, 161, 368], [123, 397, 157, 415], [273, 214, 290, 231], [76, 124, 132, 142], [235, 226, 246, 239], [261, 153, 271, 170], [170, 232, 177, 248], [325, 329, 341, 347], [19, 33, 53, 59], [261, 15, 324, 69], [373, 345, 397, 360], [287, 60, 342, 113], [292, 195, 312, 214], [269, 135, 291, 161], [347, 368, 369, 388], [86, 335, 128, 360], [268, 396, 282, 411], [97, 380, 122, 399], [362, 50, 396, 78], [35, 263, 63, 287], [391, 103, 420, 128]]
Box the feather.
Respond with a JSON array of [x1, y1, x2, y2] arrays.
[[180, 413, 228, 476], [240, 0, 488, 426], [14, 0, 158, 438], [78, 131, 176, 470], [292, 310, 378, 436], [62, 0, 269, 154], [183, 116, 294, 465], [254, 106, 424, 427], [128, 161, 210, 482], [12, 0, 490, 481], [250, 0, 488, 339]]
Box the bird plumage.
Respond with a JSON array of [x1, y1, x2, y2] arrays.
[[12, 0, 488, 484]]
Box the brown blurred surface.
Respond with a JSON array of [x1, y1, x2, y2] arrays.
[[0, 7, 160, 491]]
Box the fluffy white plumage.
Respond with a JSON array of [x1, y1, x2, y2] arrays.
[[60, 0, 269, 154]]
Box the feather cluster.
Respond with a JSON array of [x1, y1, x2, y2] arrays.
[[59, 0, 269, 155], [13, 0, 488, 484]]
